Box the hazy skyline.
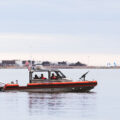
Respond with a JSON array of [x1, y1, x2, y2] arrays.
[[0, 0, 120, 65]]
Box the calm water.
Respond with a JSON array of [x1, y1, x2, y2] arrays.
[[0, 69, 120, 120]]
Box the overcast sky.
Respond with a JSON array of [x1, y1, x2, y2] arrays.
[[0, 0, 120, 65]]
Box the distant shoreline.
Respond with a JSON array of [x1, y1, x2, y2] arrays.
[[0, 66, 120, 69]]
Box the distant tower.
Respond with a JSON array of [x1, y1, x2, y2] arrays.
[[114, 62, 117, 67]]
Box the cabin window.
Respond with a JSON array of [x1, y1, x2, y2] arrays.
[[50, 71, 65, 79], [32, 72, 48, 80]]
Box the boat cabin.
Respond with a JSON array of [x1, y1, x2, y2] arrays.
[[29, 68, 72, 83]]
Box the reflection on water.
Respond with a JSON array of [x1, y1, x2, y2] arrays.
[[28, 92, 97, 120], [0, 92, 97, 120]]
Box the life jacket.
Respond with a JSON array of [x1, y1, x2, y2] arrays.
[[51, 76, 57, 79], [40, 77, 46, 80]]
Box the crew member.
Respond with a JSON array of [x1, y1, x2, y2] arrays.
[[40, 74, 46, 80], [51, 73, 57, 79], [34, 74, 39, 79]]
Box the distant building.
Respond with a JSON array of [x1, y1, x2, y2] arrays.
[[22, 60, 26, 65], [58, 61, 67, 66], [28, 60, 35, 65], [2, 60, 16, 66], [42, 61, 51, 66], [69, 61, 86, 66], [22, 60, 35, 65]]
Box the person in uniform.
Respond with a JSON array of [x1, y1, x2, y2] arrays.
[[51, 73, 57, 79], [34, 74, 39, 79], [40, 74, 46, 79]]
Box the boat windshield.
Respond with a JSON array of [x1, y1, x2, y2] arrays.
[[30, 70, 66, 80], [54, 71, 66, 79], [32, 72, 48, 79]]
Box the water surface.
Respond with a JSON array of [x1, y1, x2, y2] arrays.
[[0, 69, 120, 120]]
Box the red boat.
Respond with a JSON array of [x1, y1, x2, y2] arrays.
[[0, 66, 97, 92]]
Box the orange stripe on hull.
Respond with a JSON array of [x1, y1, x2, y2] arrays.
[[3, 81, 97, 91], [27, 81, 97, 86]]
